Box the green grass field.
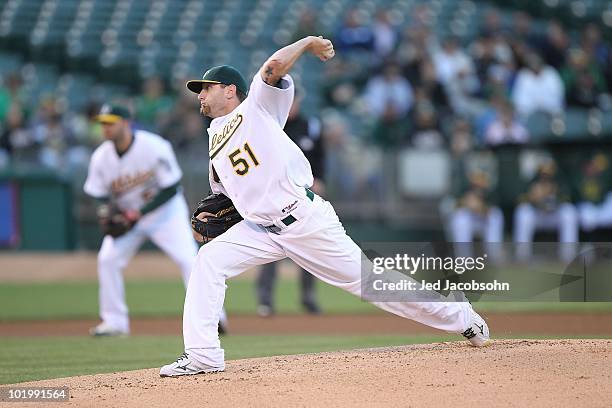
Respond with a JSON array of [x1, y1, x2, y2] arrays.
[[1, 279, 612, 321], [0, 279, 377, 320], [1, 278, 611, 385]]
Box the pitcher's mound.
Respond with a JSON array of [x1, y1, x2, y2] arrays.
[[13, 339, 612, 407]]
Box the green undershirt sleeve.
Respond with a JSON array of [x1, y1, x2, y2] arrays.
[[140, 182, 180, 216]]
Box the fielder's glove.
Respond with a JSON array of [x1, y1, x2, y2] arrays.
[[97, 204, 137, 238], [191, 193, 243, 243]]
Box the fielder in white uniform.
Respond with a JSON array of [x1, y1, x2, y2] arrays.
[[449, 169, 504, 260], [84, 104, 227, 336], [513, 159, 578, 262], [577, 153, 612, 232], [160, 36, 490, 377]]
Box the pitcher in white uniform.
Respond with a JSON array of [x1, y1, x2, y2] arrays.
[[161, 36, 490, 377], [84, 104, 227, 336]]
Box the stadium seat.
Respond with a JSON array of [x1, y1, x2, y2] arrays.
[[526, 111, 554, 142]]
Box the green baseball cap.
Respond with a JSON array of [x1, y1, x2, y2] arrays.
[[186, 65, 248, 96], [96, 104, 131, 124]]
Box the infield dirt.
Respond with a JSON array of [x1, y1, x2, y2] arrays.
[[6, 339, 611, 408]]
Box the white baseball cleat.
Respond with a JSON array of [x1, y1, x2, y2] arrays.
[[89, 322, 128, 337], [461, 307, 490, 347], [160, 352, 225, 377]]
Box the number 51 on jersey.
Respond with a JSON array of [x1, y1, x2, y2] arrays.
[[228, 142, 259, 176]]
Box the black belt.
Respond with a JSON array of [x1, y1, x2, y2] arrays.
[[261, 188, 315, 234]]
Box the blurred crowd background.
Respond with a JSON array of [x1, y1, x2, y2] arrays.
[[1, 0, 612, 250]]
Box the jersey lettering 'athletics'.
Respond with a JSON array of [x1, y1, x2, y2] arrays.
[[207, 74, 313, 224], [84, 129, 182, 211]]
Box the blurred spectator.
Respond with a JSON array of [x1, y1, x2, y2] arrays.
[[334, 9, 374, 54], [434, 37, 484, 117], [475, 94, 505, 142], [483, 57, 516, 100], [162, 86, 205, 150], [364, 63, 413, 119], [472, 34, 500, 97], [257, 95, 325, 317], [577, 153, 612, 233], [397, 25, 433, 80], [470, 32, 514, 99], [433, 37, 476, 86], [539, 21, 568, 70], [480, 8, 503, 37], [32, 97, 86, 169], [322, 112, 382, 198], [0, 104, 34, 162], [291, 8, 323, 43], [605, 47, 612, 94], [507, 37, 531, 71], [445, 70, 487, 118], [371, 10, 398, 59], [449, 118, 474, 160], [0, 72, 26, 123], [511, 11, 539, 46], [580, 23, 609, 68], [0, 82, 10, 124], [285, 95, 326, 194], [410, 4, 434, 28], [413, 58, 449, 112], [134, 76, 174, 131], [364, 63, 413, 147], [321, 58, 362, 108], [511, 52, 564, 118], [561, 49, 606, 109], [449, 167, 504, 257], [484, 101, 529, 146], [513, 158, 578, 262], [410, 96, 444, 149]]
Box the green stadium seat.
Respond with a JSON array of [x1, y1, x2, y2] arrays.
[[563, 108, 591, 139], [526, 111, 554, 142]]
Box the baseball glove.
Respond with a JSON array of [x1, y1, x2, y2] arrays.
[[97, 204, 136, 238], [191, 193, 243, 243]]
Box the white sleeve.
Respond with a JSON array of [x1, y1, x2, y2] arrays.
[[83, 154, 109, 198], [156, 140, 183, 188], [248, 73, 295, 128]]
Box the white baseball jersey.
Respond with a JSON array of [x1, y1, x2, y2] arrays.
[[207, 73, 314, 225], [84, 129, 182, 210]]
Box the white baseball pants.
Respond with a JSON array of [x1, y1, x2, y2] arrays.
[[449, 207, 504, 259], [97, 194, 198, 332], [183, 195, 471, 368], [513, 203, 579, 261], [578, 193, 612, 232]]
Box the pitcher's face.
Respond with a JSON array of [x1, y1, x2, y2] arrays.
[[198, 83, 227, 118]]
